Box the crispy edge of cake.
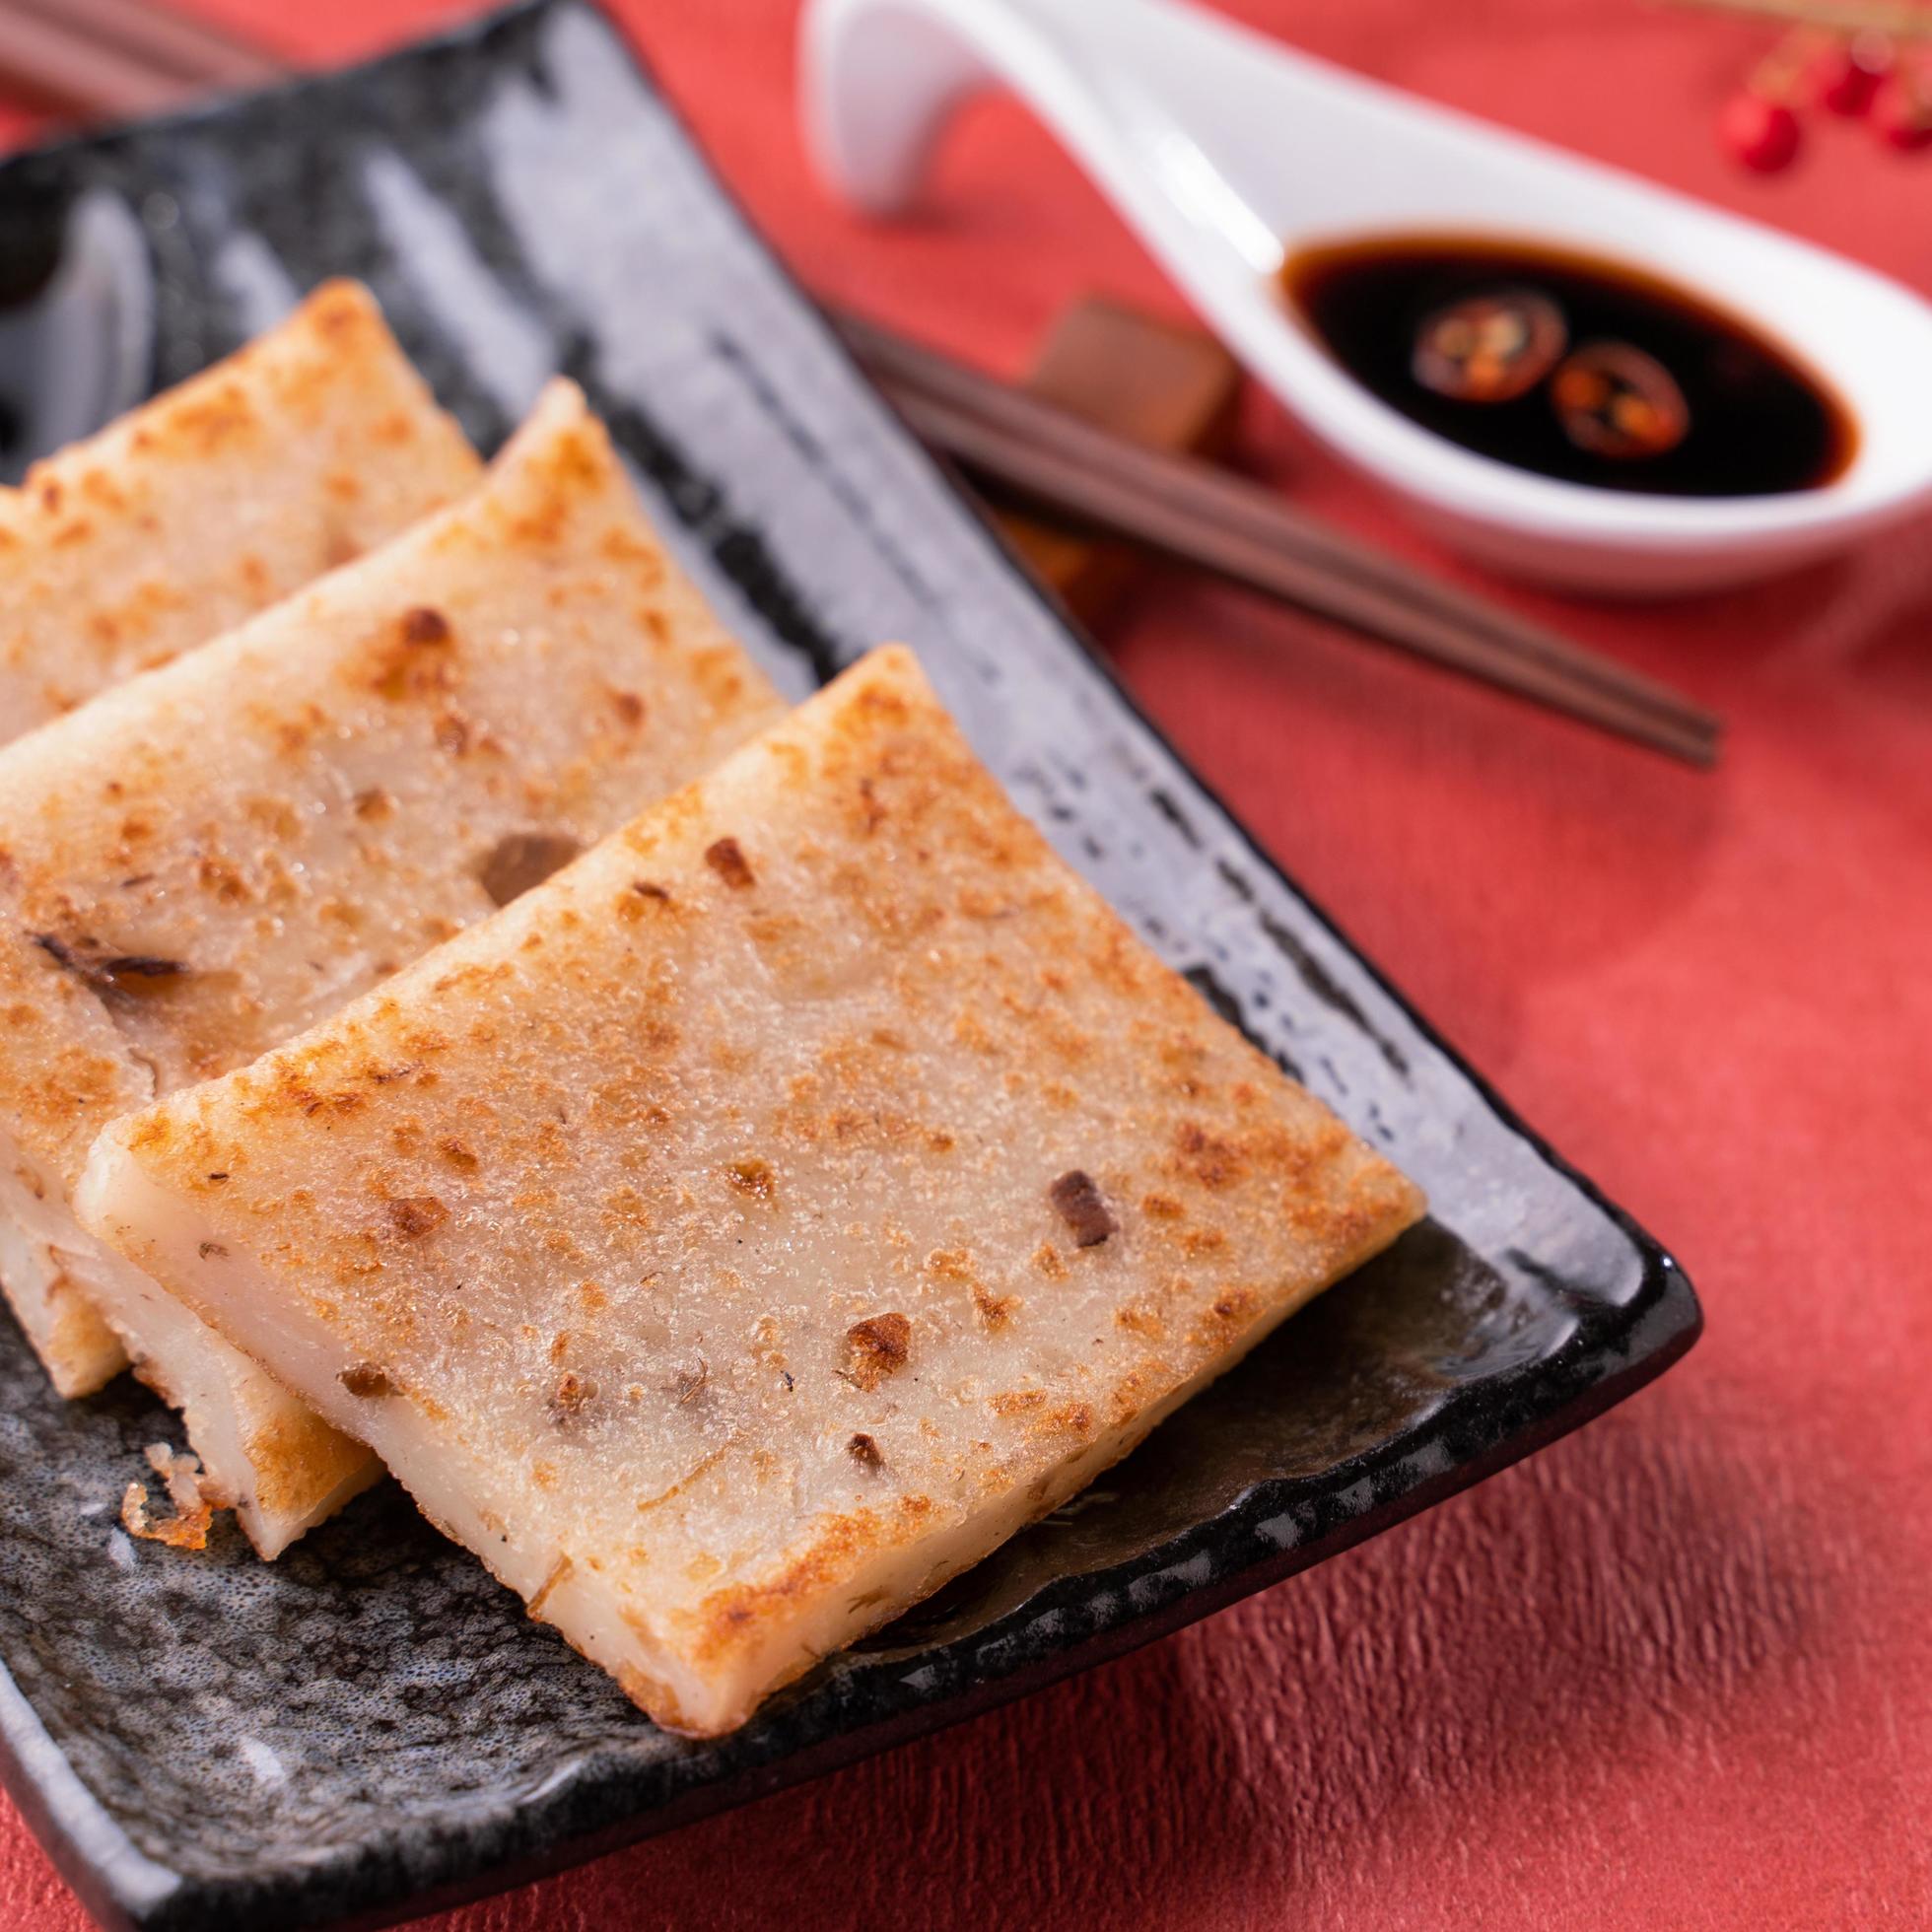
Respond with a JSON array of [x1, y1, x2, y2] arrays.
[[77, 646, 1424, 1723]]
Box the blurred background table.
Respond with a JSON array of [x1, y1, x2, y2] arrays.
[[2, 2, 1927, 1926]]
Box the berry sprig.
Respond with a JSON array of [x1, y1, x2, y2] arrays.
[[1669, 0, 1932, 170]]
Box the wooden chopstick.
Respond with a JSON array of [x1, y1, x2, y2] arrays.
[[0, 0, 190, 117], [9, 0, 278, 91], [842, 309, 1720, 742], [0, 0, 1721, 764], [839, 311, 1719, 761], [881, 380, 1717, 765]]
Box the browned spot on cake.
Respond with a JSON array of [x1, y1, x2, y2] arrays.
[[973, 1283, 1019, 1331], [1140, 1193, 1186, 1221], [952, 1010, 997, 1056], [1173, 1122, 1243, 1190], [198, 857, 250, 905], [290, 1084, 367, 1120], [312, 288, 365, 338], [1046, 1400, 1095, 1441], [618, 879, 672, 923], [1191, 1285, 1263, 1346], [705, 837, 755, 889], [385, 1195, 448, 1239], [401, 605, 450, 646], [438, 1137, 479, 1172], [725, 1158, 775, 1201], [548, 1372, 598, 1426], [1032, 1242, 1068, 1282], [370, 605, 459, 701], [1109, 1368, 1157, 1428], [844, 1312, 911, 1391]]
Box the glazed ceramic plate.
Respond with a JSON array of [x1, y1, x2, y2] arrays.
[[0, 5, 1699, 1927]]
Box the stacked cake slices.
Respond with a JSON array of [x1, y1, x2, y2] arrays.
[[0, 283, 1421, 1731], [0, 305, 783, 1552]]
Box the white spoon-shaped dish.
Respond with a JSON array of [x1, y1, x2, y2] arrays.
[[803, 0, 1932, 594]]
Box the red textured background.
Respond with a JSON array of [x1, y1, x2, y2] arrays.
[[3, 2, 1929, 1926]]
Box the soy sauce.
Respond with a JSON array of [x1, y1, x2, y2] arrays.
[[1282, 235, 1854, 497]]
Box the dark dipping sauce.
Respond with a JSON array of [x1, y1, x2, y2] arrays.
[[1282, 235, 1855, 498]]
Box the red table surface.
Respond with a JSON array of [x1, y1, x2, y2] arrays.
[[1, 1, 1928, 1927]]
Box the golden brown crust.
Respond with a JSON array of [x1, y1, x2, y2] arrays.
[[242, 1403, 382, 1522], [843, 1313, 912, 1391], [90, 646, 1423, 1726], [683, 1493, 941, 1671]]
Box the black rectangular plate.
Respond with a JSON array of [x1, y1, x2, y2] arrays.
[[0, 6, 1698, 1928]]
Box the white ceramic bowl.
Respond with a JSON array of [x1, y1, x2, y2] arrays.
[[803, 0, 1932, 594]]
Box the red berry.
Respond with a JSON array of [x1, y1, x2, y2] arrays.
[[1718, 93, 1802, 173], [1873, 74, 1932, 150], [1816, 34, 1891, 116]]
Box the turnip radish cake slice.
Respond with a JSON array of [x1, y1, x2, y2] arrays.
[[0, 378, 782, 1553], [78, 647, 1423, 1730], [0, 278, 478, 741]]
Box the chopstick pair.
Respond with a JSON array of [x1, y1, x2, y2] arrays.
[[840, 312, 1719, 765], [0, 0, 1721, 765], [0, 0, 276, 117]]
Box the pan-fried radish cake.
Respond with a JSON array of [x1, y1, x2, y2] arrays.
[[0, 279, 478, 740], [78, 647, 1423, 1731], [0, 379, 783, 1553]]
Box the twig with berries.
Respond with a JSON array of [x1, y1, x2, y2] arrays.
[[1666, 0, 1932, 168]]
